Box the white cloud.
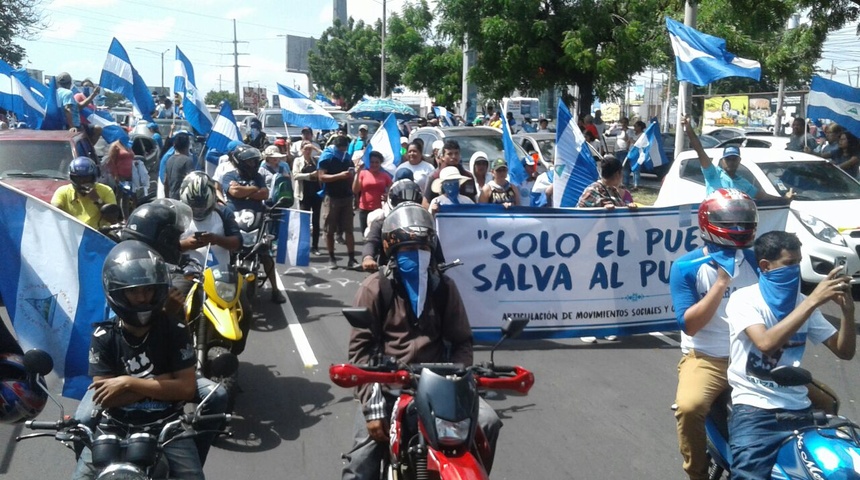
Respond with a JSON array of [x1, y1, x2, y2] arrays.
[[50, 0, 117, 7], [43, 18, 82, 40], [224, 7, 256, 20], [112, 17, 177, 43]]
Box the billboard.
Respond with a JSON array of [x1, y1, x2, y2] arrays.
[[242, 86, 268, 111], [702, 93, 806, 130], [286, 35, 317, 74]]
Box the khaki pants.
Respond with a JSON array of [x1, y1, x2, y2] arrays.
[[674, 350, 728, 480]]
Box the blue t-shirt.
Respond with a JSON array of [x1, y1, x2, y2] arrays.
[[153, 132, 164, 150], [223, 170, 266, 213], [702, 164, 757, 198], [57, 88, 80, 128], [318, 146, 353, 198]]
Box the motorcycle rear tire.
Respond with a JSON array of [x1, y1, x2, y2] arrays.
[[207, 346, 239, 412]]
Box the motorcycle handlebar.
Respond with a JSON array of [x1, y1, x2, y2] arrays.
[[26, 420, 63, 430], [329, 363, 534, 394], [475, 366, 534, 394], [193, 413, 232, 424]]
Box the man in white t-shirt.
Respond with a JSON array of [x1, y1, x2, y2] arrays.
[[725, 231, 855, 480], [395, 140, 435, 191]]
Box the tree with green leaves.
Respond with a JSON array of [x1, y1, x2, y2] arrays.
[[0, 0, 45, 66], [204, 90, 239, 110], [309, 18, 401, 108], [386, 0, 463, 107]]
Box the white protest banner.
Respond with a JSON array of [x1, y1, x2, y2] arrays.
[[435, 203, 788, 341]]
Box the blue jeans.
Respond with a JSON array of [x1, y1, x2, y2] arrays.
[[618, 150, 639, 187], [729, 403, 813, 480]]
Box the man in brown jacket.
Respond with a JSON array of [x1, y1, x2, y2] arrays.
[[341, 202, 501, 480]]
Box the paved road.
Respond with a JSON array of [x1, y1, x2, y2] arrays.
[[2, 250, 859, 479]]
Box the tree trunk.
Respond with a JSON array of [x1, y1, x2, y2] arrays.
[[577, 76, 595, 119]]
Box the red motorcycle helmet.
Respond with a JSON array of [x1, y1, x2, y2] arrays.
[[698, 188, 758, 248], [0, 353, 48, 424]]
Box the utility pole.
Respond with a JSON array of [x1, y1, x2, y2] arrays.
[[232, 19, 249, 100], [380, 0, 386, 97], [673, 1, 697, 160], [774, 14, 799, 137]]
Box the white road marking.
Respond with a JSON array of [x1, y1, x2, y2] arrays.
[[650, 331, 681, 347], [274, 272, 318, 367]]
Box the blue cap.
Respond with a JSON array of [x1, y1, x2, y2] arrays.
[[721, 145, 741, 159], [394, 168, 414, 182], [226, 140, 243, 152], [147, 122, 159, 130]]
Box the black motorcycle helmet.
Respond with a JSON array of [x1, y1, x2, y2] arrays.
[[120, 199, 192, 265], [387, 179, 423, 209], [102, 240, 171, 328], [230, 144, 263, 177], [381, 202, 438, 258]]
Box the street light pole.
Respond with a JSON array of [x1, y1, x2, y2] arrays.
[[135, 47, 171, 93]]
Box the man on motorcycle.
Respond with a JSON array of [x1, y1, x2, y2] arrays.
[[342, 202, 502, 480], [51, 157, 119, 229], [222, 145, 286, 303], [178, 171, 242, 270], [725, 231, 855, 480], [669, 188, 761, 480], [73, 241, 203, 480]]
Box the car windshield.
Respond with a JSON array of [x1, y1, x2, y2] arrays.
[[234, 113, 255, 122], [699, 135, 720, 148], [758, 161, 860, 201], [0, 140, 72, 179], [446, 134, 530, 166], [264, 113, 284, 128], [536, 139, 555, 162]]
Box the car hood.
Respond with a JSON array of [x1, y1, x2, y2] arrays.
[[792, 199, 860, 232], [1, 178, 68, 203]]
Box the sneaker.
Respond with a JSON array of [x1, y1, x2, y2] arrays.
[[271, 290, 286, 304], [311, 248, 321, 256], [580, 336, 597, 343], [346, 258, 359, 270], [335, 233, 346, 245], [604, 335, 618, 341], [328, 258, 337, 269]]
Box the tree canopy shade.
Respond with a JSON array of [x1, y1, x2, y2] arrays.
[[0, 0, 45, 66], [204, 90, 239, 110], [309, 18, 401, 108]]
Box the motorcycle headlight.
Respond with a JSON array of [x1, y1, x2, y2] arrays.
[[96, 463, 148, 480], [793, 210, 847, 247], [214, 281, 237, 302], [435, 417, 471, 447]]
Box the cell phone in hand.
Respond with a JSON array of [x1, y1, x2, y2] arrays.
[[194, 231, 209, 239], [834, 255, 847, 271]]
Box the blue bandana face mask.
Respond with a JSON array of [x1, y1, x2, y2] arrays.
[[442, 180, 460, 202], [395, 249, 431, 318], [759, 264, 801, 320]]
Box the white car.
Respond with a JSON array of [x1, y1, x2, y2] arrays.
[[655, 147, 860, 284]]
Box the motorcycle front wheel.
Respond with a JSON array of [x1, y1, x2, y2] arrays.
[[207, 345, 239, 412]]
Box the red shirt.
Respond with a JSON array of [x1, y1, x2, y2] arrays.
[[585, 123, 599, 139], [358, 169, 392, 211]]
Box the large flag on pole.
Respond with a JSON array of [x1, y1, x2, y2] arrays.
[[553, 102, 598, 207], [40, 76, 66, 131], [627, 121, 669, 172], [99, 38, 156, 121], [174, 47, 214, 135], [276, 83, 339, 131], [205, 102, 242, 176], [499, 105, 527, 186], [433, 106, 455, 126], [361, 113, 402, 175], [666, 17, 761, 86], [0, 60, 46, 128], [807, 76, 860, 139], [81, 107, 130, 146], [0, 182, 115, 399], [276, 209, 311, 267]]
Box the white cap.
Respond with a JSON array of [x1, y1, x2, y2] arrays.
[[431, 166, 469, 194]]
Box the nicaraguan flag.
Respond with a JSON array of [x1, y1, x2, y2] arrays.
[[361, 113, 402, 175], [0, 60, 46, 129], [205, 102, 241, 176], [276, 209, 311, 267], [277, 83, 339, 131], [807, 76, 860, 139], [666, 17, 761, 86], [500, 105, 527, 186], [627, 121, 669, 172], [99, 38, 155, 121], [41, 76, 66, 131], [82, 107, 130, 146], [433, 106, 455, 126], [174, 47, 214, 135], [553, 101, 598, 208], [314, 92, 335, 106], [0, 183, 115, 399]]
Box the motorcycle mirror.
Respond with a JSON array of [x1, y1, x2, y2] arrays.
[[770, 366, 812, 387], [208, 352, 239, 378], [342, 308, 373, 330], [501, 316, 530, 339], [23, 349, 54, 376]]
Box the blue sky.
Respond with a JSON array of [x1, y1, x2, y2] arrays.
[[18, 0, 418, 100], [17, 1, 860, 102]]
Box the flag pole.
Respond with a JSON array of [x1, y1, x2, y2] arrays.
[[673, 1, 697, 160]]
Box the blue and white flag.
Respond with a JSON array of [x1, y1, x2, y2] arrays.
[[361, 113, 402, 175], [41, 76, 66, 131], [174, 47, 214, 135], [277, 83, 339, 131], [204, 102, 241, 176], [0, 183, 115, 399], [314, 92, 335, 106], [807, 76, 860, 139], [627, 121, 669, 172], [553, 101, 598, 207], [276, 209, 311, 267], [99, 38, 155, 121], [82, 107, 130, 146], [500, 106, 527, 186], [666, 17, 761, 87], [433, 106, 455, 126], [0, 60, 46, 128]]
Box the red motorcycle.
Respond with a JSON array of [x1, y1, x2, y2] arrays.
[[330, 310, 534, 480]]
